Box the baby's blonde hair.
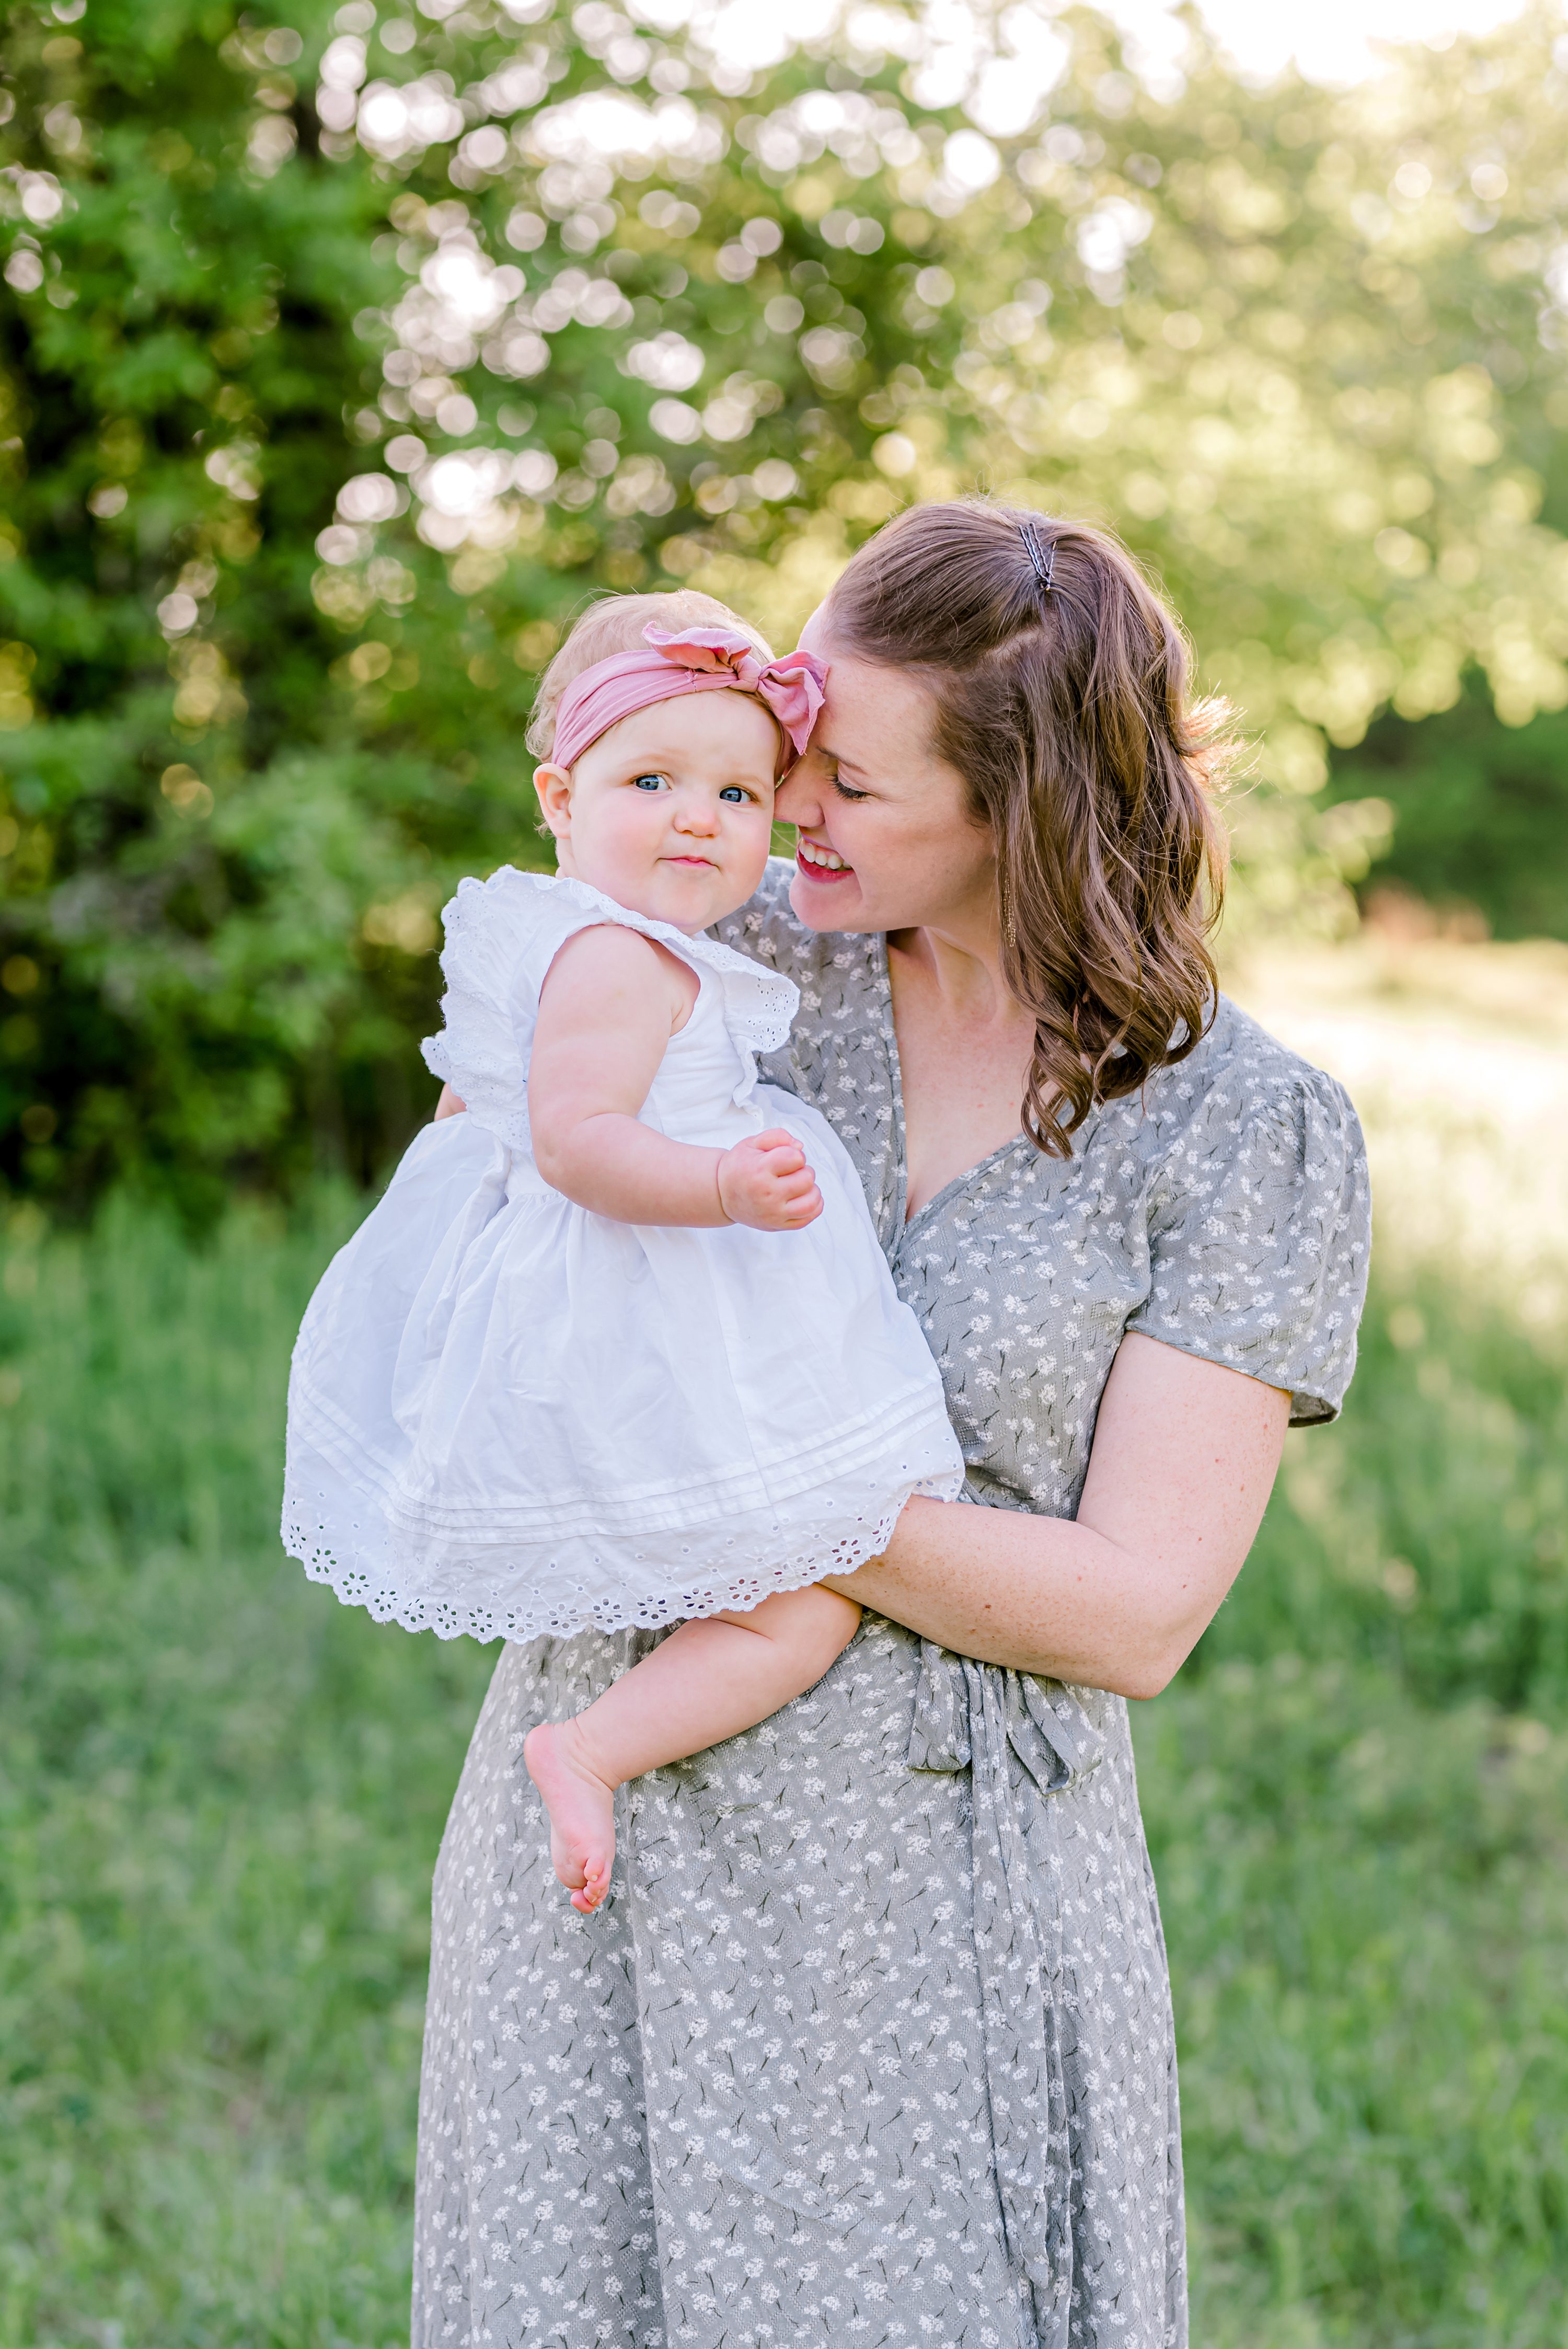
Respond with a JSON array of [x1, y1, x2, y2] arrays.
[[525, 590, 776, 761]]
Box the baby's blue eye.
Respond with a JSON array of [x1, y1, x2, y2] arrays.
[[719, 786, 750, 803], [632, 773, 666, 791]]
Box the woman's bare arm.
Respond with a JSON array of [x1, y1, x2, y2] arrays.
[[824, 1331, 1291, 1699]]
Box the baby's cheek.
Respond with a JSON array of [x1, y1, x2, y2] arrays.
[[732, 808, 777, 879]]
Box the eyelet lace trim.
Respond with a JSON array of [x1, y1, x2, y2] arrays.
[[281, 1372, 963, 1643], [281, 1465, 962, 1643]]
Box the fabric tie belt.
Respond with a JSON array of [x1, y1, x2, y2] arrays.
[[907, 1643, 1108, 2349]]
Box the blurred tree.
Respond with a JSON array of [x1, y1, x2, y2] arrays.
[[313, 0, 1568, 931], [1328, 689, 1568, 938], [0, 0, 440, 1215], [3, 0, 1567, 1211]]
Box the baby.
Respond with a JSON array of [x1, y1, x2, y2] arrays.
[[282, 591, 962, 1911]]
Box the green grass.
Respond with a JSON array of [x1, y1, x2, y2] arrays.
[[1, 1201, 1565, 2346], [0, 1197, 493, 2347]]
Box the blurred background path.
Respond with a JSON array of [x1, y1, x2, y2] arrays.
[[1233, 923, 1568, 1339]]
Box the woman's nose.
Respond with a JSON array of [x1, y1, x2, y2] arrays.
[[774, 758, 823, 827]]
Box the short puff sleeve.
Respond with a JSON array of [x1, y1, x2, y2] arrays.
[[1126, 1058, 1371, 1425]]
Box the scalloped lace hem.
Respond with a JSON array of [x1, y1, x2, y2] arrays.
[[281, 1470, 958, 1643]]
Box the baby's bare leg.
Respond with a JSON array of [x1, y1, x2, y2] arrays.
[[525, 1585, 860, 1912]]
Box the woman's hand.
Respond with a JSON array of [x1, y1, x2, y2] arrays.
[[825, 1332, 1291, 1700]]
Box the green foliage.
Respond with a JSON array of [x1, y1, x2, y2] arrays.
[[3, 2, 1567, 1208], [0, 0, 459, 1215], [2, 1200, 1566, 2342], [1329, 685, 1568, 939]]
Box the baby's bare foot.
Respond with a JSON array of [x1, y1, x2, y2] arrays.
[[524, 1720, 616, 1913]]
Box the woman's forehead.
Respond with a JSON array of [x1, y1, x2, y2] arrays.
[[820, 649, 936, 752]]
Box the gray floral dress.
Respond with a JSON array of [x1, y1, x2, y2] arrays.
[[411, 862, 1370, 2349]]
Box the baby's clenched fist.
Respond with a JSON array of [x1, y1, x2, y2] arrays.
[[716, 1129, 823, 1233]]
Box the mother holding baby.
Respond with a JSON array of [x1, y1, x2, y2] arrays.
[[410, 500, 1370, 2348]]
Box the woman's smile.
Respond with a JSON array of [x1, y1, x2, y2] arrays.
[[796, 834, 854, 880]]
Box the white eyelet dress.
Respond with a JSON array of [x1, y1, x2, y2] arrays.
[[281, 867, 964, 1642], [408, 861, 1372, 2349]]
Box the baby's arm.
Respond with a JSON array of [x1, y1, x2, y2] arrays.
[[529, 925, 823, 1231]]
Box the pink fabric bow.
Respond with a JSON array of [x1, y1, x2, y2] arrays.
[[549, 624, 827, 776]]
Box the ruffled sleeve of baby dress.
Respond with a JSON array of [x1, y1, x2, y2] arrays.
[[420, 866, 800, 1148]]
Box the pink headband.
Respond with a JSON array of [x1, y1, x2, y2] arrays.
[[550, 624, 827, 776]]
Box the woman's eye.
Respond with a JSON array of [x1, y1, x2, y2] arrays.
[[832, 775, 870, 803], [631, 773, 667, 792]]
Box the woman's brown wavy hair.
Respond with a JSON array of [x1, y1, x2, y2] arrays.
[[822, 498, 1232, 1156]]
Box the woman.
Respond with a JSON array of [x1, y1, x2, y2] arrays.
[[411, 501, 1370, 2348]]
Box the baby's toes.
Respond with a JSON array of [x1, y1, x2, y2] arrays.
[[546, 1825, 587, 1893], [580, 1855, 613, 1912]]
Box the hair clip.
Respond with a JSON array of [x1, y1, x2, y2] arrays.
[[1020, 519, 1056, 594]]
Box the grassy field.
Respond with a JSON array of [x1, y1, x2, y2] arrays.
[[2, 1162, 1565, 2344]]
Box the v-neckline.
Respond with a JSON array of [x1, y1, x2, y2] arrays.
[[870, 931, 1030, 1245]]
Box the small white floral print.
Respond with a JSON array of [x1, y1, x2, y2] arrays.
[[413, 863, 1369, 2349]]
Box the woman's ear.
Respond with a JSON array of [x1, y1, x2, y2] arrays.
[[533, 763, 572, 840]]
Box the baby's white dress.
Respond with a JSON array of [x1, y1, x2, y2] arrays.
[[281, 868, 963, 1640]]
